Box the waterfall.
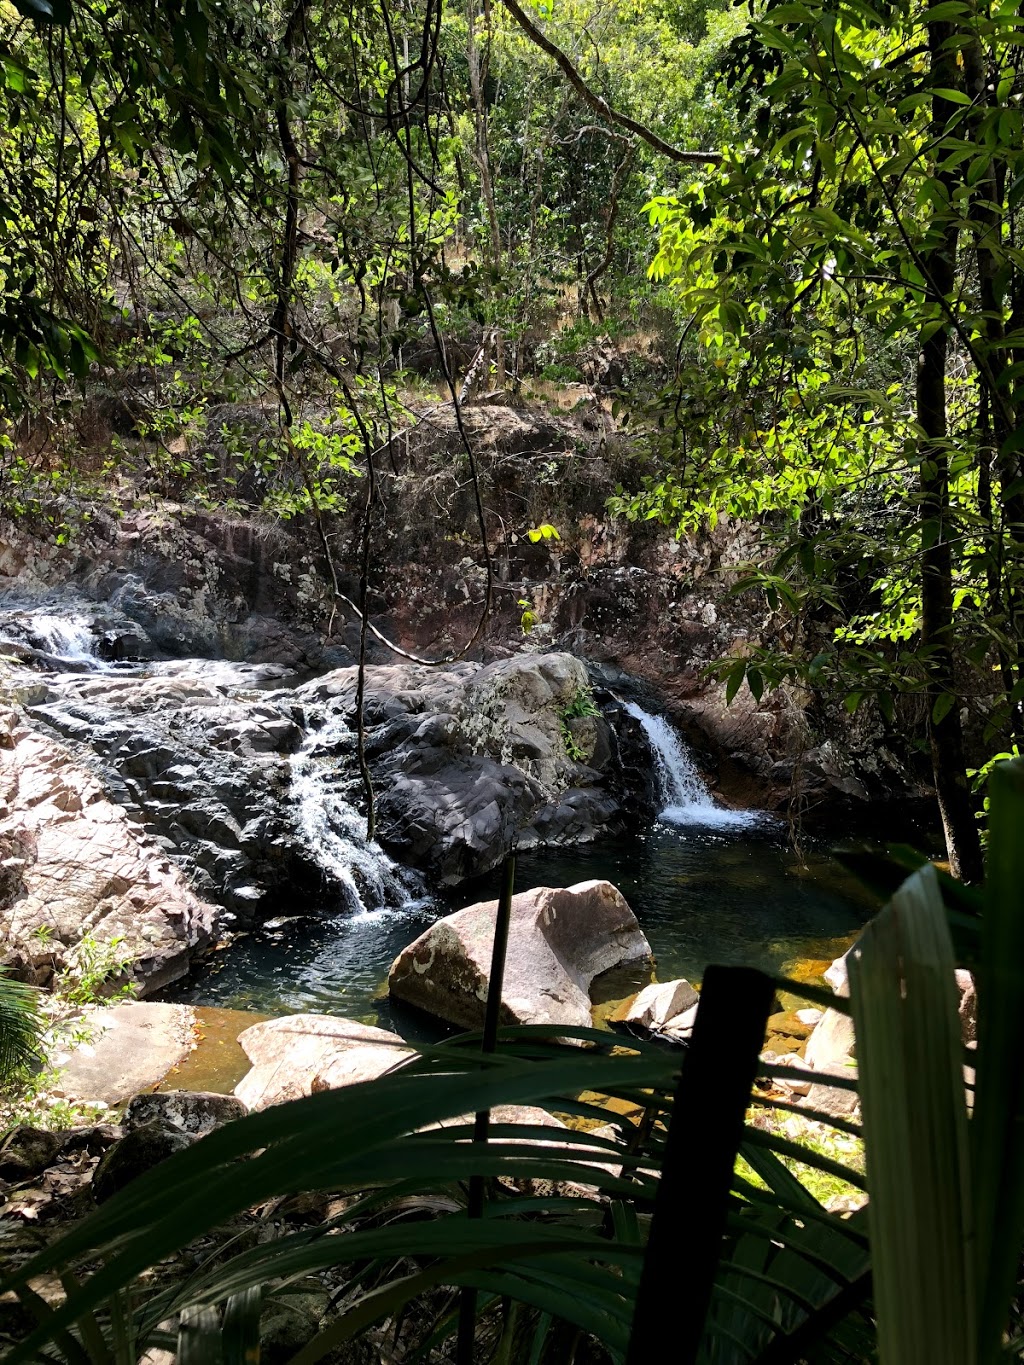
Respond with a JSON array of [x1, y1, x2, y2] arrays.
[[290, 711, 424, 918], [623, 700, 763, 830], [25, 613, 107, 670]]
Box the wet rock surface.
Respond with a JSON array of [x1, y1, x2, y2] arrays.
[[299, 652, 655, 883], [2, 615, 655, 981], [21, 665, 319, 920]]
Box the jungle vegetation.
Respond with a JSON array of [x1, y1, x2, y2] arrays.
[[4, 3, 1024, 1360], [2, 0, 1024, 861]]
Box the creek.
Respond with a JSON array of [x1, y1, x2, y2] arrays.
[[3, 600, 875, 1031], [169, 699, 874, 1029]]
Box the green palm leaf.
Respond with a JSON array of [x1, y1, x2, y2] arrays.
[[0, 969, 42, 1085]]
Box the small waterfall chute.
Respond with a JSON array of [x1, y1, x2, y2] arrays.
[[24, 613, 108, 670], [623, 700, 765, 830], [290, 711, 425, 918]]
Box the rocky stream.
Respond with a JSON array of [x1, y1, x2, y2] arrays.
[[0, 592, 872, 1022], [0, 518, 894, 1310]]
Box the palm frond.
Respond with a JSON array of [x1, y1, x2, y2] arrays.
[[0, 968, 42, 1085]]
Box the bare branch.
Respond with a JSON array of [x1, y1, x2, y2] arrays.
[[499, 0, 722, 166]]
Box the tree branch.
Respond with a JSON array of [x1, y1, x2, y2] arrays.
[[499, 0, 722, 166]]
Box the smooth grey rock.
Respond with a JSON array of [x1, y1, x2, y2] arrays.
[[0, 711, 217, 994], [298, 654, 651, 884], [824, 950, 851, 997], [625, 979, 699, 1032], [803, 1007, 856, 1075], [21, 668, 319, 920], [389, 879, 653, 1030], [770, 1053, 814, 1097], [235, 1015, 412, 1111], [49, 1002, 197, 1104], [662, 1002, 700, 1042], [803, 1077, 859, 1119]]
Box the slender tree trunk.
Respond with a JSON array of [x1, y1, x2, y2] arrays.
[[963, 17, 1024, 740], [271, 0, 310, 392], [917, 21, 983, 882], [467, 0, 505, 387]]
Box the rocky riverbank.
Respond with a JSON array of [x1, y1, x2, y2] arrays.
[[1, 612, 664, 994], [0, 397, 938, 833]]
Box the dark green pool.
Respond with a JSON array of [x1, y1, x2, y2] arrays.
[[168, 815, 877, 1032]]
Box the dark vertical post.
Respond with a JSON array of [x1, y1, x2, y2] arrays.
[[625, 964, 776, 1365], [456, 850, 517, 1365]]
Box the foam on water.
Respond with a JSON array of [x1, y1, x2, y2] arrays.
[[290, 711, 423, 916], [623, 700, 767, 830], [24, 613, 110, 670]]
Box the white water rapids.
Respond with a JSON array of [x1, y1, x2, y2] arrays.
[[290, 710, 426, 919], [622, 700, 765, 830], [24, 612, 111, 670]]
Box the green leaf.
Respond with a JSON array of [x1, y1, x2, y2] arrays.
[[932, 692, 955, 725], [526, 523, 561, 543], [222, 1288, 262, 1365], [972, 759, 1024, 1362], [847, 866, 974, 1365], [178, 1306, 223, 1365], [725, 660, 746, 705], [0, 970, 42, 1083]]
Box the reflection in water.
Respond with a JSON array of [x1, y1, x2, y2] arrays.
[[170, 817, 876, 1032]]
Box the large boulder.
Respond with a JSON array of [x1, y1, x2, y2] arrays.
[[235, 1015, 412, 1110], [0, 712, 217, 993], [388, 879, 653, 1030], [20, 667, 316, 922], [298, 655, 652, 883]]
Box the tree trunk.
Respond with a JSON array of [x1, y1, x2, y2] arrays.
[[467, 0, 505, 388], [271, 0, 310, 392], [962, 16, 1024, 741], [917, 21, 983, 882]]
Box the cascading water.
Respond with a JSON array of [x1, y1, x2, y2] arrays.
[[24, 613, 108, 670], [623, 700, 764, 830], [290, 711, 425, 919]]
